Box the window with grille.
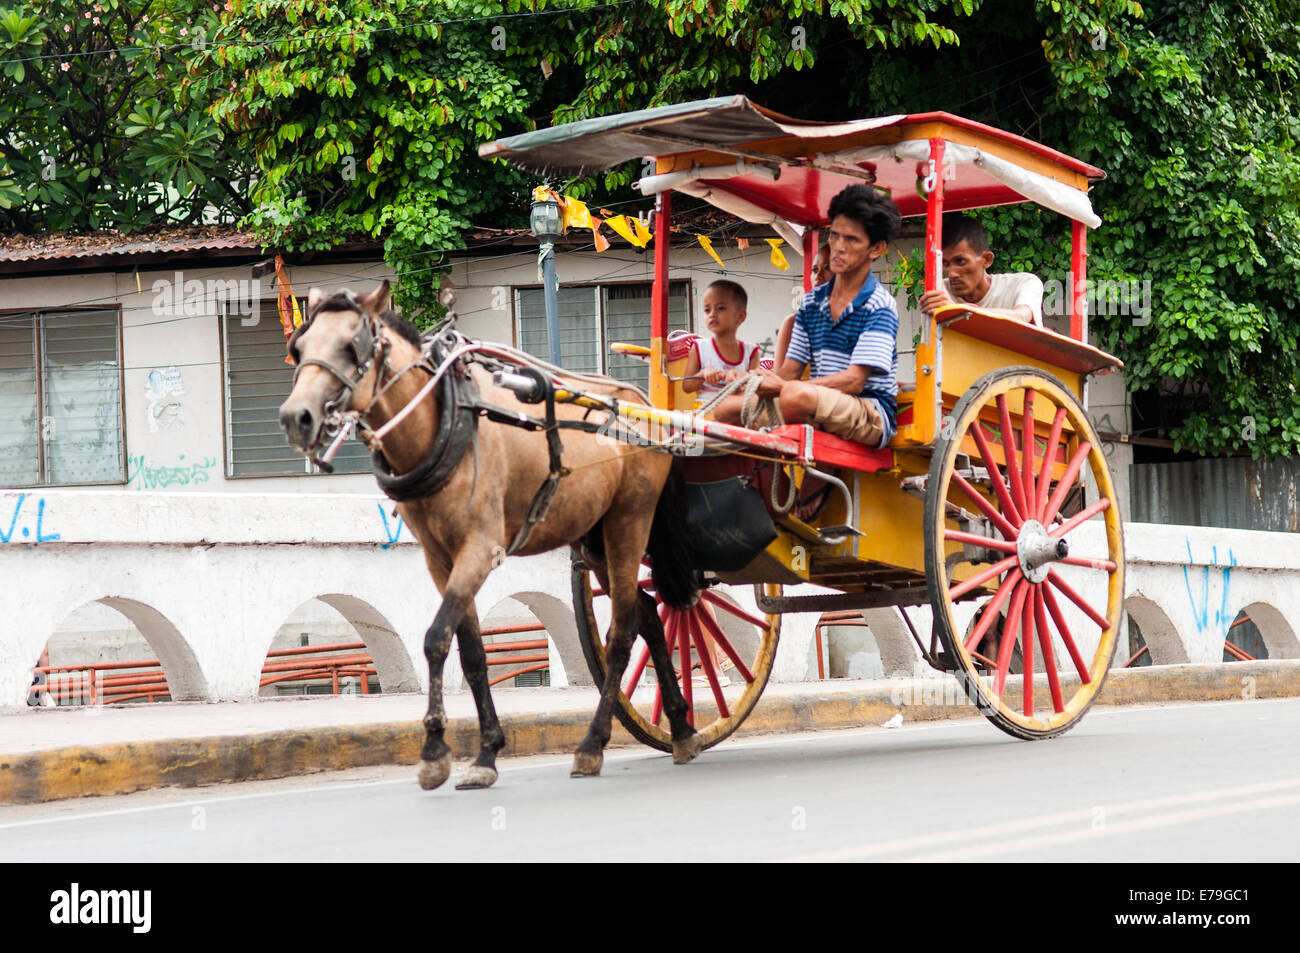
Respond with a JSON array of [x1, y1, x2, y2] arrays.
[[0, 309, 124, 487], [514, 281, 690, 390], [221, 301, 370, 477]]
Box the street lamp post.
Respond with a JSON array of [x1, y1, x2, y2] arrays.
[[529, 189, 565, 367]]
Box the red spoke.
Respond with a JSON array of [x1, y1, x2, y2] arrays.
[[1041, 581, 1092, 683], [1036, 406, 1069, 518], [994, 580, 1030, 697], [700, 590, 771, 631], [1058, 554, 1117, 572], [952, 473, 1020, 541], [679, 609, 693, 727], [970, 649, 997, 668], [944, 528, 1018, 553], [592, 578, 656, 598], [969, 419, 1023, 527], [1021, 388, 1038, 520], [964, 567, 1023, 652], [623, 640, 651, 698], [1034, 587, 1065, 713], [1047, 568, 1112, 631], [1050, 496, 1111, 537], [696, 603, 756, 683], [1021, 583, 1035, 715], [689, 609, 730, 718], [997, 394, 1031, 519], [948, 554, 1019, 601], [1041, 441, 1092, 526]]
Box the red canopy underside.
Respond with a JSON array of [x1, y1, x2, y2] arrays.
[[705, 161, 1027, 225]]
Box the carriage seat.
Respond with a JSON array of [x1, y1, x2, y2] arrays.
[[768, 424, 894, 474]]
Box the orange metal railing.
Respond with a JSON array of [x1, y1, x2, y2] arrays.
[[29, 623, 552, 705]]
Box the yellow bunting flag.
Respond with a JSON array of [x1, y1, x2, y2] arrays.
[[697, 235, 726, 270], [633, 214, 653, 247], [736, 237, 749, 266], [562, 195, 595, 231], [605, 214, 647, 248], [766, 238, 789, 271]]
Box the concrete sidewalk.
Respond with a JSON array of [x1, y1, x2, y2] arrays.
[[3, 660, 1299, 804]]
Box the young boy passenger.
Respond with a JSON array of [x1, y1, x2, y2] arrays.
[[682, 279, 760, 396]]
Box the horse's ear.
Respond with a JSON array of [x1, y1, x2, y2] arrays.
[[306, 286, 325, 312], [360, 279, 391, 316]]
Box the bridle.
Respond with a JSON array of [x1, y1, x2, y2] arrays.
[[287, 292, 439, 470]]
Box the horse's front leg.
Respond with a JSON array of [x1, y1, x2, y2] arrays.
[[417, 554, 492, 791], [452, 606, 506, 790]]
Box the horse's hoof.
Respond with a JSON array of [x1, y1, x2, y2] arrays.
[[454, 765, 498, 790], [672, 733, 705, 765], [570, 750, 603, 778], [417, 755, 452, 790]]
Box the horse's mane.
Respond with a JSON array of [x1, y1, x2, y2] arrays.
[[379, 310, 423, 349]]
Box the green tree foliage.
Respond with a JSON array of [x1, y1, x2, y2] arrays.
[[185, 0, 973, 320], [0, 0, 251, 229]]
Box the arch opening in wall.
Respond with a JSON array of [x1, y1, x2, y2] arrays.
[[1224, 602, 1300, 663], [33, 598, 206, 707], [1122, 595, 1187, 666], [480, 597, 556, 688], [260, 595, 417, 698]]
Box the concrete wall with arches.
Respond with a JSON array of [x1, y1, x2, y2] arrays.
[[1, 489, 1296, 708]]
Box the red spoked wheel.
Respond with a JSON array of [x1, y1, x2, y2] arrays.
[[572, 562, 781, 752], [924, 367, 1125, 739]]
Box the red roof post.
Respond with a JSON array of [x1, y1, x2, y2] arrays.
[[1070, 219, 1088, 342]]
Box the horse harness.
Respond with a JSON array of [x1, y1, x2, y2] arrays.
[[291, 297, 649, 556]]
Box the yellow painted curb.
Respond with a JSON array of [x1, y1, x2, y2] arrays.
[[3, 660, 1298, 804]]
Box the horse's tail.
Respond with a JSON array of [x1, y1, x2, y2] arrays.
[[647, 466, 699, 610]]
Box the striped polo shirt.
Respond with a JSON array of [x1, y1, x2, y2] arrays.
[[787, 271, 899, 441]]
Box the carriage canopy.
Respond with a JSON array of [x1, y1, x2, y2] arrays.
[[478, 95, 1105, 232]]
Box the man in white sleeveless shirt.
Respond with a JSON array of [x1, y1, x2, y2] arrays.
[[919, 214, 1044, 325]]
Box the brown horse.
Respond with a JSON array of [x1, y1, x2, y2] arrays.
[[278, 281, 702, 788]]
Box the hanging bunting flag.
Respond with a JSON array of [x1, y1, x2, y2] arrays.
[[736, 237, 749, 266], [633, 213, 653, 247], [605, 214, 648, 248], [766, 238, 789, 271], [697, 235, 726, 270], [562, 195, 595, 231], [592, 224, 610, 253], [274, 254, 303, 365]]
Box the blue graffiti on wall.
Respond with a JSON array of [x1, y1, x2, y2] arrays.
[[378, 503, 405, 550], [1181, 539, 1238, 637], [0, 494, 62, 544]]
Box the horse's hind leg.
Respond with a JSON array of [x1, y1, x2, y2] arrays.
[[571, 594, 636, 778], [634, 589, 702, 764], [453, 609, 506, 790]]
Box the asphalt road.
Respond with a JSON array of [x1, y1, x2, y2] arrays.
[[3, 698, 1298, 863]]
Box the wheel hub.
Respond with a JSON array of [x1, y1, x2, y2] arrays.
[[1016, 519, 1068, 583]]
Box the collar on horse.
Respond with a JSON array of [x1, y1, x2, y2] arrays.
[[370, 329, 480, 504]]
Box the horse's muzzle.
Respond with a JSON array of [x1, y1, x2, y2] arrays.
[[279, 398, 321, 453]]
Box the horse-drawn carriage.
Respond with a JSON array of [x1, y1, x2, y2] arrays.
[[282, 96, 1124, 788]]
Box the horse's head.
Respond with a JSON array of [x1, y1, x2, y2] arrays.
[[278, 280, 391, 457]]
